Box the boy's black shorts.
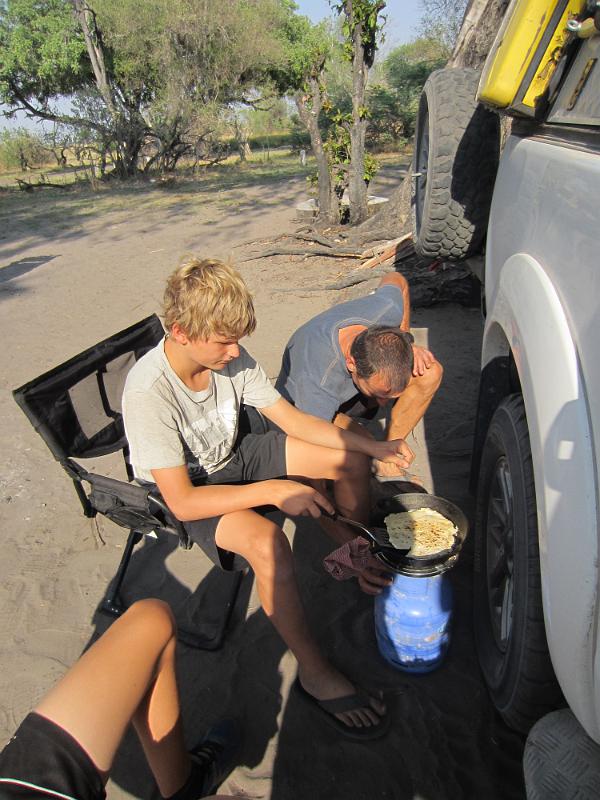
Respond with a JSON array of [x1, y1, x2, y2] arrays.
[[0, 712, 106, 800], [185, 430, 288, 570]]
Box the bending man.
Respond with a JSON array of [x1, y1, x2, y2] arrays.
[[276, 273, 443, 478]]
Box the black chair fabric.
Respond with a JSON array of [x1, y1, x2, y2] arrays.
[[12, 315, 240, 648]]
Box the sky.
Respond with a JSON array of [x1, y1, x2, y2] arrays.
[[1, 0, 424, 132], [296, 0, 423, 47]]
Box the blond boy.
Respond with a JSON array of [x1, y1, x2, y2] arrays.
[[122, 257, 413, 739]]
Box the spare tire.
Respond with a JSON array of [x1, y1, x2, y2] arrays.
[[412, 67, 500, 260]]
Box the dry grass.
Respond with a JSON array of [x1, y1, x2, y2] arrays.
[[0, 150, 410, 240]]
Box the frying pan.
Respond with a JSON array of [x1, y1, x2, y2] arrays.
[[325, 493, 469, 576], [372, 493, 469, 576]]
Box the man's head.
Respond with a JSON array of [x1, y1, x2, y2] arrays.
[[346, 326, 414, 403]]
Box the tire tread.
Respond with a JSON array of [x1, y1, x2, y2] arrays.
[[412, 68, 500, 260]]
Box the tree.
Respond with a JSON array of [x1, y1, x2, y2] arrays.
[[1, 0, 295, 177], [333, 0, 386, 225], [366, 36, 448, 148], [0, 128, 48, 170], [418, 0, 469, 51], [270, 12, 341, 223]]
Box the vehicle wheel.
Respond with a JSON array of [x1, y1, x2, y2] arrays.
[[412, 67, 500, 260], [474, 394, 563, 733]]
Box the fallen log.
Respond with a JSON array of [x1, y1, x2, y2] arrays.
[[241, 247, 363, 262], [359, 233, 414, 269], [16, 178, 70, 192]]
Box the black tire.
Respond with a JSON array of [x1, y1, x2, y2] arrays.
[[412, 67, 500, 260], [474, 394, 563, 733]]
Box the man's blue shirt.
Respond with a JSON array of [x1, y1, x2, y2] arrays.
[[275, 284, 404, 420]]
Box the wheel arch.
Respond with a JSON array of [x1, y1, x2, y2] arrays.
[[476, 252, 600, 740], [470, 323, 521, 493]]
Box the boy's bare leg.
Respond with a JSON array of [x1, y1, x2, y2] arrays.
[[286, 436, 393, 594], [215, 511, 385, 730], [35, 599, 191, 797], [285, 437, 371, 534]]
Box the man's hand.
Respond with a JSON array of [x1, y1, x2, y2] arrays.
[[373, 459, 409, 478], [412, 344, 435, 377], [357, 565, 394, 595], [369, 438, 414, 469], [267, 479, 334, 518]]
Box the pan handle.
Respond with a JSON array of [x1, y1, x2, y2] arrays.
[[321, 509, 409, 558]]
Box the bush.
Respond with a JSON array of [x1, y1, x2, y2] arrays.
[[246, 131, 309, 150], [0, 128, 49, 171]]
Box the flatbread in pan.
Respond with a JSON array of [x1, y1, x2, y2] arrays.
[[384, 508, 458, 557]]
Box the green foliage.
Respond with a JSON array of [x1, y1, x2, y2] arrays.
[[246, 131, 304, 149], [0, 0, 90, 104], [323, 109, 378, 196], [366, 36, 448, 148], [269, 11, 334, 95], [418, 0, 468, 51], [0, 127, 48, 170], [1, 0, 302, 176], [331, 0, 386, 66]]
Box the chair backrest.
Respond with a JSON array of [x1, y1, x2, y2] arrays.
[[13, 314, 164, 467]]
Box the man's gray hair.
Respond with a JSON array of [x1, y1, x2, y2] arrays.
[[350, 326, 414, 392]]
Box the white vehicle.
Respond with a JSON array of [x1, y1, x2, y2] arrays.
[[411, 0, 600, 790]]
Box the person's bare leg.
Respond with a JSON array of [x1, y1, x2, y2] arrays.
[[216, 511, 385, 731], [35, 599, 191, 797], [285, 437, 371, 533], [285, 435, 394, 593]]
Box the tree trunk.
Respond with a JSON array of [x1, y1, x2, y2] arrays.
[[448, 0, 508, 69], [71, 0, 117, 117], [348, 14, 369, 225], [71, 1, 146, 177], [295, 83, 339, 225]]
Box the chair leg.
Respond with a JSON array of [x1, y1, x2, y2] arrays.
[[100, 528, 143, 617], [177, 569, 245, 651], [100, 529, 245, 651]]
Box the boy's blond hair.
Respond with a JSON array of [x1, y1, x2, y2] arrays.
[[163, 256, 256, 340]]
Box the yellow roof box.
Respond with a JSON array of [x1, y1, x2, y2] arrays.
[[478, 0, 586, 118]]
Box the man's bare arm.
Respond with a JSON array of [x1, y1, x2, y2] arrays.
[[379, 272, 410, 330]]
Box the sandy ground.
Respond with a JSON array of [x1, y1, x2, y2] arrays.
[[0, 165, 526, 799]]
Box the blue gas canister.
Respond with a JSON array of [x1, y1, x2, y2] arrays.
[[374, 571, 453, 673], [370, 493, 468, 674]]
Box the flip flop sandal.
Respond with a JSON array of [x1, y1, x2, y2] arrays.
[[293, 677, 390, 741]]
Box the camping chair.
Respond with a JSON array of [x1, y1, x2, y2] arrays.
[[13, 314, 243, 650]]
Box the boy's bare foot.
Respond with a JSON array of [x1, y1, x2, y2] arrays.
[[296, 666, 387, 734]]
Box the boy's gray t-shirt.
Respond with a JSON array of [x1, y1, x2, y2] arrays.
[[275, 284, 404, 421], [122, 339, 280, 482]]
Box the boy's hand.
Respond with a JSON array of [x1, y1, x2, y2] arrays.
[[369, 438, 414, 469], [268, 479, 334, 518]]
